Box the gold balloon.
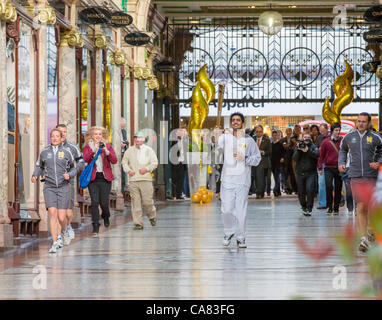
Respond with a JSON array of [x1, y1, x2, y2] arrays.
[[322, 60, 354, 124], [201, 193, 211, 203], [103, 67, 112, 143], [192, 193, 201, 203], [207, 190, 214, 197], [188, 65, 215, 150]]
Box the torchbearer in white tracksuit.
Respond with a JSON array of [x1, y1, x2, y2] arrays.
[[217, 112, 261, 248]]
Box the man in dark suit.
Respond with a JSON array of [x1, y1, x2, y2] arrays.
[[252, 125, 272, 199], [280, 127, 297, 194]]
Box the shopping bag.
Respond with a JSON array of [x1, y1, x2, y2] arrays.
[[79, 148, 102, 189]]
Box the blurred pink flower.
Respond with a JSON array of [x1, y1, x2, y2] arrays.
[[295, 237, 334, 262]]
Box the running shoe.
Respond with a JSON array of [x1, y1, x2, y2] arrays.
[[359, 237, 370, 253], [304, 210, 312, 217], [49, 242, 59, 253], [222, 234, 234, 246], [57, 235, 63, 248], [150, 218, 157, 226], [133, 224, 143, 230], [63, 231, 71, 246], [68, 225, 75, 240], [333, 210, 339, 215], [237, 239, 247, 248], [92, 232, 99, 238]]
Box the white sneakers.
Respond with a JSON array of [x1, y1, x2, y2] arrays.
[[63, 231, 71, 246], [222, 234, 247, 248], [222, 234, 234, 246], [49, 242, 59, 253], [68, 225, 75, 240], [57, 235, 63, 248]]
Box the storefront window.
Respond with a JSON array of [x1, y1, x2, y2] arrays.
[[18, 23, 34, 209], [6, 35, 16, 205], [47, 25, 58, 143]]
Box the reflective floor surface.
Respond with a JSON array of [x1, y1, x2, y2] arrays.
[[0, 197, 372, 299]]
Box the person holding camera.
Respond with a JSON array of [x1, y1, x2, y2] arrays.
[[83, 126, 118, 236], [318, 122, 343, 215], [293, 132, 319, 216]]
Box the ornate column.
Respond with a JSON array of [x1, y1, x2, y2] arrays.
[[90, 32, 108, 126], [0, 1, 16, 248], [59, 29, 83, 227], [110, 50, 126, 211]]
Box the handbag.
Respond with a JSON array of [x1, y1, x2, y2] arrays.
[[79, 148, 102, 189]]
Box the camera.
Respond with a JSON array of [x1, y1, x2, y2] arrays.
[[298, 141, 306, 149], [99, 141, 105, 148]]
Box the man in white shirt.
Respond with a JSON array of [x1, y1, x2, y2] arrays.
[[217, 112, 261, 248]]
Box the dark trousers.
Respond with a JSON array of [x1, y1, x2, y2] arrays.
[[324, 167, 343, 211], [296, 171, 316, 210], [255, 166, 266, 196], [344, 179, 354, 211], [265, 168, 272, 195], [284, 162, 297, 193], [272, 164, 281, 194], [183, 165, 190, 198], [88, 173, 112, 232], [173, 163, 186, 198]]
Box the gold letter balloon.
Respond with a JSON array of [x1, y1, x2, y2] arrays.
[[188, 64, 215, 150], [191, 186, 214, 204], [322, 60, 354, 124]]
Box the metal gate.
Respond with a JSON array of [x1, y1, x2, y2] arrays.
[[172, 18, 380, 109]]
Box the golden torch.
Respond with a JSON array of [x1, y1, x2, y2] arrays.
[[188, 64, 215, 150], [322, 60, 354, 124]]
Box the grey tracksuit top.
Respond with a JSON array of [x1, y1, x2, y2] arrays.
[[32, 144, 77, 187], [62, 140, 85, 183], [338, 129, 382, 179]]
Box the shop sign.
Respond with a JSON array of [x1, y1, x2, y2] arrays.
[[363, 28, 382, 43], [364, 5, 382, 23], [109, 11, 133, 27], [154, 60, 177, 73], [124, 32, 151, 46], [79, 7, 111, 24]]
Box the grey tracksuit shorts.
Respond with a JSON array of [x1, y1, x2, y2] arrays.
[[43, 183, 71, 209]]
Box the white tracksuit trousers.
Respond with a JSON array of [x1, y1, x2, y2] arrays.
[[221, 182, 249, 241]]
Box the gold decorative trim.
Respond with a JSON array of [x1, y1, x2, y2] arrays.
[[114, 50, 127, 66], [147, 76, 160, 91], [94, 33, 109, 49], [0, 0, 17, 23], [37, 5, 56, 25], [60, 30, 84, 48]]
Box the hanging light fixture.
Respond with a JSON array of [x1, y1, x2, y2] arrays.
[[258, 11, 283, 35]]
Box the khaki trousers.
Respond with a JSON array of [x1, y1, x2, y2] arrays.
[[128, 180, 156, 226]]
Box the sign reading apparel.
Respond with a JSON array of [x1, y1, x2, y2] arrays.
[[79, 7, 111, 24], [110, 11, 133, 27], [124, 32, 150, 46], [364, 5, 382, 23]]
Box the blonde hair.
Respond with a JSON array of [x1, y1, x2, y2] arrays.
[[84, 126, 109, 145]]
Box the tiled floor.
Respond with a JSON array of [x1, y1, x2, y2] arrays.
[[0, 197, 372, 299]]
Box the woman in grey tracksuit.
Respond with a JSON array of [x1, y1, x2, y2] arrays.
[[31, 129, 76, 253]]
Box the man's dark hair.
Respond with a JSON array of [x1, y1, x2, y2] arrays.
[[256, 124, 263, 130], [56, 124, 67, 129], [330, 122, 341, 132], [272, 130, 278, 135], [359, 112, 371, 122], [230, 112, 244, 123]]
